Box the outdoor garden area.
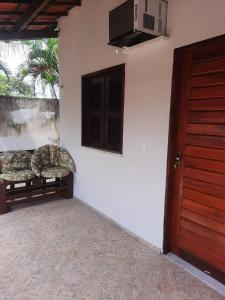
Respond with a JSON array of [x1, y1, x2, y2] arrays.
[[0, 39, 60, 151]]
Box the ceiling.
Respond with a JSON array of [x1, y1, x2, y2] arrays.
[[0, 0, 81, 40]]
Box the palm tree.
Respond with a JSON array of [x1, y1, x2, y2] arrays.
[[0, 52, 32, 97], [19, 39, 59, 98]]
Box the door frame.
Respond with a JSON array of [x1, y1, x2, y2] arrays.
[[163, 34, 225, 284]]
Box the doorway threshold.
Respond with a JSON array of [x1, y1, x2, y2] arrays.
[[165, 253, 225, 296]]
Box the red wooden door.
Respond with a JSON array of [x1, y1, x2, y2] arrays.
[[166, 36, 225, 283]]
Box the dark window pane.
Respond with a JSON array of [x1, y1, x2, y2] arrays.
[[90, 117, 101, 144], [108, 79, 122, 111], [90, 81, 102, 111]]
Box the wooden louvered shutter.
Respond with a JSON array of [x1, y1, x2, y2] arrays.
[[104, 71, 124, 153], [82, 76, 104, 148], [82, 64, 125, 153]]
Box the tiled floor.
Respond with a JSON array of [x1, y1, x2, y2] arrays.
[[166, 253, 225, 296], [0, 199, 224, 300]]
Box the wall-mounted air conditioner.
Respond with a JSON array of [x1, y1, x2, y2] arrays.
[[109, 0, 168, 48]]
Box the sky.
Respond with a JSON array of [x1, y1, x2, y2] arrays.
[[0, 41, 27, 75], [7, 50, 26, 75]]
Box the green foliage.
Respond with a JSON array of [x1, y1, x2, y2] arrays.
[[0, 59, 12, 79], [0, 73, 8, 95], [0, 73, 32, 97], [0, 38, 59, 98], [19, 39, 59, 98]]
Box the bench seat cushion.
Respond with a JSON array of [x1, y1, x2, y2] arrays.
[[31, 145, 75, 178], [1, 151, 32, 173], [0, 169, 35, 182], [40, 167, 70, 178]]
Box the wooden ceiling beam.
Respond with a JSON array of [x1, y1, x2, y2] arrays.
[[0, 21, 57, 26], [0, 11, 68, 17], [0, 0, 81, 6], [0, 0, 28, 3], [13, 0, 51, 32], [49, 0, 81, 5], [0, 0, 81, 39], [0, 28, 58, 40], [0, 11, 21, 15]]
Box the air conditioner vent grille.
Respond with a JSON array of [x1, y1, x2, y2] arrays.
[[143, 13, 155, 30]]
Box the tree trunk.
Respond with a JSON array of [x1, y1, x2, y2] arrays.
[[51, 84, 57, 99]]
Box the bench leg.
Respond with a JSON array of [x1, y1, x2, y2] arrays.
[[0, 181, 9, 215], [65, 172, 74, 199]]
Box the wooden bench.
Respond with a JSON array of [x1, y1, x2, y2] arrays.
[[0, 150, 74, 214], [0, 173, 74, 214]]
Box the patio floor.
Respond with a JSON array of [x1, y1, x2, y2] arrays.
[[0, 198, 224, 300]]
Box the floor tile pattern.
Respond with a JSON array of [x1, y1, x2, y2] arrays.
[[0, 199, 224, 300]]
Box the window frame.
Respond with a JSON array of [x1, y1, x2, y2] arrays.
[[81, 64, 125, 154]]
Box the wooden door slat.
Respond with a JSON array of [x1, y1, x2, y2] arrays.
[[183, 188, 225, 211], [190, 71, 225, 88], [193, 43, 225, 63], [192, 57, 225, 76], [181, 209, 225, 235], [180, 238, 225, 272], [181, 218, 225, 248], [188, 111, 225, 123], [182, 198, 225, 223], [183, 177, 225, 200], [184, 146, 225, 161], [187, 124, 225, 136], [184, 167, 225, 187], [190, 85, 225, 99], [186, 134, 225, 148], [179, 229, 225, 271], [189, 99, 225, 111], [180, 228, 225, 258], [184, 156, 225, 174]]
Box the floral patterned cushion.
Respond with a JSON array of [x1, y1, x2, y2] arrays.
[[59, 148, 76, 173], [0, 169, 35, 182], [40, 167, 70, 178], [0, 153, 5, 173], [1, 151, 32, 173], [40, 145, 51, 166], [49, 145, 60, 167], [31, 151, 43, 177], [31, 145, 58, 176], [31, 145, 75, 178]]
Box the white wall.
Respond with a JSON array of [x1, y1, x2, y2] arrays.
[[59, 0, 225, 249]]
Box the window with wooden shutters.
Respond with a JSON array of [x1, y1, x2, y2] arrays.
[[82, 64, 125, 153]]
